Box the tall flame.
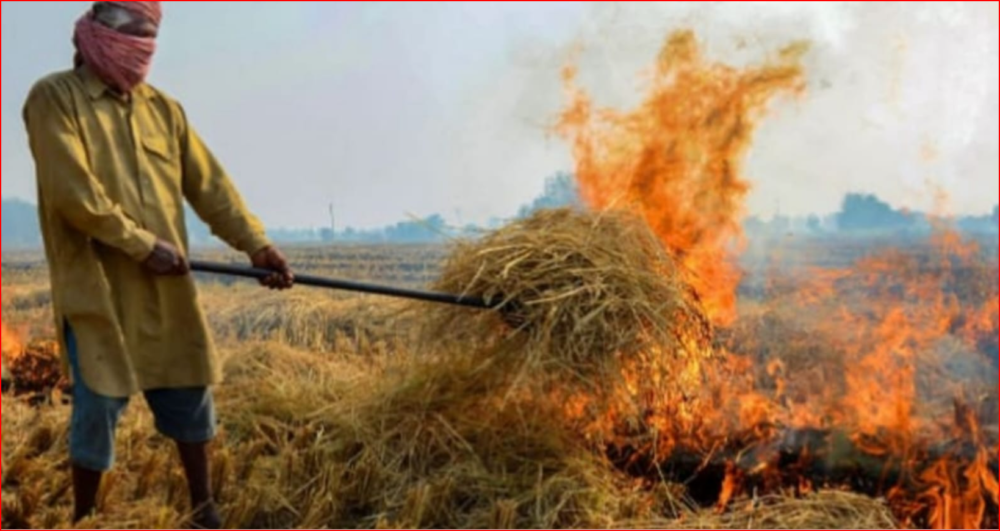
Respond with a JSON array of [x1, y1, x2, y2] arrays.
[[556, 30, 807, 325]]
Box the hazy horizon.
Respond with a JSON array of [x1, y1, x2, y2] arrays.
[[3, 2, 997, 231]]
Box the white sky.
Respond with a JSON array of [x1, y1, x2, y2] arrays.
[[3, 1, 997, 229]]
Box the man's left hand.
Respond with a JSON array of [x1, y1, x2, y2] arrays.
[[250, 246, 294, 290]]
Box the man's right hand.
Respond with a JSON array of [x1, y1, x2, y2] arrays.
[[142, 239, 189, 276]]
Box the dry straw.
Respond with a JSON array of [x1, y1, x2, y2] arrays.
[[423, 208, 713, 385]]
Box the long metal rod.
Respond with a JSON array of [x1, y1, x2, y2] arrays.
[[189, 260, 494, 310]]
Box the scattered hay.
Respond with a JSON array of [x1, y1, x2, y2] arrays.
[[424, 208, 712, 381], [2, 395, 73, 527], [663, 492, 901, 530], [206, 287, 414, 356]]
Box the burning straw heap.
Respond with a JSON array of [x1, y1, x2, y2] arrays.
[[1, 324, 65, 402], [422, 208, 712, 382], [278, 207, 720, 528]]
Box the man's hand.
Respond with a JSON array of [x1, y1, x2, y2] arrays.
[[142, 239, 189, 276], [250, 246, 294, 290]]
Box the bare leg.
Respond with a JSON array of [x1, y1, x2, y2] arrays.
[[72, 465, 104, 523], [176, 441, 222, 529]]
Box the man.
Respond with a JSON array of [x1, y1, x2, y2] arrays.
[[22, 2, 294, 528]]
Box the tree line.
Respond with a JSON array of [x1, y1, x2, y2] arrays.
[[3, 178, 997, 249]]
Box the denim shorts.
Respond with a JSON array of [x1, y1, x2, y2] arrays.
[[65, 323, 217, 472]]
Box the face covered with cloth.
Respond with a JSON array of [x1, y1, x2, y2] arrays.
[[73, 1, 162, 94]]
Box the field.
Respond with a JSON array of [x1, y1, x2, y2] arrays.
[[2, 232, 998, 530]]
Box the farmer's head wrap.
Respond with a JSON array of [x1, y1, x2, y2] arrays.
[[73, 2, 162, 94]]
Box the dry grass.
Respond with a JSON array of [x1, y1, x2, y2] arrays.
[[637, 492, 901, 530], [2, 342, 904, 530], [203, 284, 415, 356]]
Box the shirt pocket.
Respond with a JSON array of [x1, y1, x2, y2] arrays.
[[140, 135, 184, 220], [141, 136, 182, 185]]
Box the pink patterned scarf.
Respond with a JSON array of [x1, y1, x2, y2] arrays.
[[73, 2, 163, 94]]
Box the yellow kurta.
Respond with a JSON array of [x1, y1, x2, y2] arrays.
[[23, 66, 271, 398]]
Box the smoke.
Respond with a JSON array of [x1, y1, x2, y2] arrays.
[[526, 2, 999, 218]]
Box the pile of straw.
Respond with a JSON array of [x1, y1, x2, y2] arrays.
[[424, 208, 712, 380], [301, 355, 655, 529]]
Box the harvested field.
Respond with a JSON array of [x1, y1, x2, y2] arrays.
[[3, 208, 997, 530]]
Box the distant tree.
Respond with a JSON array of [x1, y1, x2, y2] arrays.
[[823, 214, 839, 231], [992, 206, 999, 225], [517, 173, 581, 218], [266, 228, 318, 243], [425, 213, 447, 232], [836, 193, 911, 232], [383, 214, 449, 243], [459, 224, 481, 237], [770, 215, 792, 234], [743, 216, 767, 235], [1, 199, 42, 248], [806, 215, 822, 234]]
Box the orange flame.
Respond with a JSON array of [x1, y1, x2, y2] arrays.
[[1, 322, 23, 361], [557, 30, 807, 326]]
